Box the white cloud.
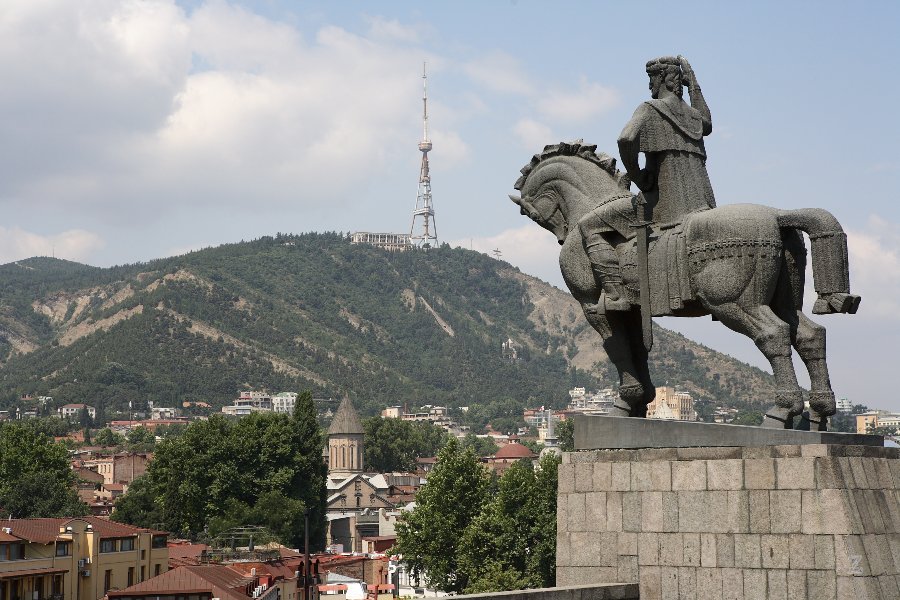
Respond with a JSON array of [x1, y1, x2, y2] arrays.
[[450, 225, 563, 288], [535, 77, 620, 123], [364, 15, 425, 44], [0, 1, 466, 217], [845, 215, 900, 319], [0, 227, 105, 264], [461, 51, 534, 95], [513, 118, 554, 151]]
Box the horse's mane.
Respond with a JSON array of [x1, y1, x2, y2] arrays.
[[514, 141, 630, 191]]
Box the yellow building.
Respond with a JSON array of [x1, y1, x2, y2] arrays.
[[647, 387, 698, 421], [0, 517, 168, 600]]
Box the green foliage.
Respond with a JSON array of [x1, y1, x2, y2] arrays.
[[458, 455, 560, 592], [363, 417, 449, 472], [95, 427, 126, 447], [556, 419, 574, 452], [0, 422, 87, 518], [127, 426, 155, 445], [112, 396, 327, 549], [394, 438, 489, 593], [459, 433, 499, 457], [730, 409, 764, 426], [0, 235, 599, 420]]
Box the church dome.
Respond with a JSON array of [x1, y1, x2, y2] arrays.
[[494, 442, 537, 460], [328, 397, 364, 435]]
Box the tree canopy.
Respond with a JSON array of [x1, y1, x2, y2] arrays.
[[113, 392, 327, 549], [0, 422, 87, 518], [394, 438, 489, 593], [394, 439, 559, 594], [363, 417, 449, 472]]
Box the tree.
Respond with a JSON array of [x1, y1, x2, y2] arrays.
[[95, 427, 126, 447], [557, 419, 574, 452], [730, 409, 764, 426], [127, 426, 155, 445], [363, 417, 449, 472], [0, 423, 87, 518], [458, 455, 560, 593], [460, 433, 498, 457], [394, 438, 489, 593], [113, 392, 328, 550]]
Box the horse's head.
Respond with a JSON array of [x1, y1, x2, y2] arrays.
[[510, 141, 631, 245]]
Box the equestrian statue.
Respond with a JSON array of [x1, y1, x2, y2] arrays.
[[509, 56, 860, 431]]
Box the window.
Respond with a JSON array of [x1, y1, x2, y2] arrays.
[[140, 566, 145, 582], [100, 539, 116, 553], [104, 570, 112, 594], [151, 535, 167, 549], [154, 564, 161, 577], [0, 543, 25, 561], [120, 538, 135, 551], [127, 567, 134, 587], [55, 542, 71, 557]]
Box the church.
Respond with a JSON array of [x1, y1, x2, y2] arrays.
[[323, 398, 401, 552]]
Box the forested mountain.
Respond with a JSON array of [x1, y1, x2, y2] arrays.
[[0, 233, 774, 422]]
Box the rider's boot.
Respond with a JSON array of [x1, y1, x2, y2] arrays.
[[585, 238, 630, 313]]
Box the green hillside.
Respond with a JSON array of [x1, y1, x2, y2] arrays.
[[0, 233, 775, 423]]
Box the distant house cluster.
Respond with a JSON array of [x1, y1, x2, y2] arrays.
[[221, 391, 299, 416], [380, 404, 469, 437]]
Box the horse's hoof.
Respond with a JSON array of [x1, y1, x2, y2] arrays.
[[762, 406, 795, 429], [812, 293, 862, 314], [797, 411, 828, 432]]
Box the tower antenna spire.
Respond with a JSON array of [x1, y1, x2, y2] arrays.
[[410, 61, 437, 248]]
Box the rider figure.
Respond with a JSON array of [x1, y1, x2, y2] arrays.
[[579, 55, 715, 312]]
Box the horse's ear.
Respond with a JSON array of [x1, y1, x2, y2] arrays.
[[508, 194, 522, 206]]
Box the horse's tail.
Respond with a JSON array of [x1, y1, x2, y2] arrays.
[[776, 208, 860, 314]]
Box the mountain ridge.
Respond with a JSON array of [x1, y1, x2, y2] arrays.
[[0, 233, 775, 423]]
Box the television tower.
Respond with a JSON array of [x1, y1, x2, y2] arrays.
[[410, 62, 437, 248]]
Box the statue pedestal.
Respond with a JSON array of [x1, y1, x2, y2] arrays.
[[557, 423, 900, 599]]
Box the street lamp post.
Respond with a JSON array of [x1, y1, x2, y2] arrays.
[[304, 507, 311, 600]]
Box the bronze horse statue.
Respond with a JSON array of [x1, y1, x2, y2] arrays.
[[510, 142, 860, 430]]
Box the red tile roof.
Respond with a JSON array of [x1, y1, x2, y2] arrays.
[[107, 566, 254, 600], [1, 517, 167, 543], [492, 442, 537, 460]]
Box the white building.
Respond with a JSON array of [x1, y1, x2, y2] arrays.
[[150, 406, 179, 420], [59, 403, 96, 419], [272, 392, 298, 413]]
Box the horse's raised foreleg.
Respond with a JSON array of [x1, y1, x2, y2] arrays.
[[706, 302, 804, 428], [772, 229, 835, 430]]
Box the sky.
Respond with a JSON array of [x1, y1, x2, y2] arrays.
[[0, 1, 898, 409]]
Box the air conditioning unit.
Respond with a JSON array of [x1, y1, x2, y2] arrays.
[[1, 527, 11, 534], [77, 559, 87, 569], [81, 570, 91, 578]]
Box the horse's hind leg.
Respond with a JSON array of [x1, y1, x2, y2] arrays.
[[707, 302, 804, 429]]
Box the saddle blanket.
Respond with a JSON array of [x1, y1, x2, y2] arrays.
[[621, 223, 693, 317]]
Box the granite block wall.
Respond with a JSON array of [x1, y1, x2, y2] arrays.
[[556, 444, 900, 600]]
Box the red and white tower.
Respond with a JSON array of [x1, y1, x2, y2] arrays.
[[410, 62, 437, 248]]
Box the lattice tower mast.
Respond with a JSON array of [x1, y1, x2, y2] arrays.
[[410, 62, 437, 247]]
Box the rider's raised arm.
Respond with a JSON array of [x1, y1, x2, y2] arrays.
[[679, 56, 712, 136]]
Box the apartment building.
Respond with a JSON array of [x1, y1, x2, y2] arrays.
[[0, 517, 168, 600]]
